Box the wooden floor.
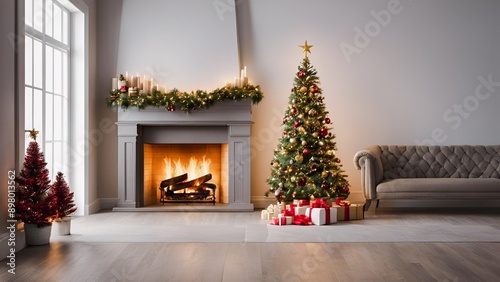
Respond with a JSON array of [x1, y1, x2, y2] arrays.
[[3, 242, 500, 281], [2, 208, 500, 282]]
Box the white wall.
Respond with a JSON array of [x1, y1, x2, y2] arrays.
[[116, 0, 240, 90], [95, 0, 500, 206]]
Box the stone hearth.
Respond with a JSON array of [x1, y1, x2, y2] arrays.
[[113, 100, 254, 211]]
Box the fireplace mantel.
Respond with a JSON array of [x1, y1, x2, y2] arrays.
[[113, 100, 254, 211]]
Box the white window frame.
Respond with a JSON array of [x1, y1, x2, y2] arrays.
[[22, 0, 88, 216], [25, 0, 71, 180]]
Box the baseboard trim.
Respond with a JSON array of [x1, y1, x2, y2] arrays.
[[86, 198, 118, 214], [1, 223, 26, 259], [100, 198, 118, 210], [251, 196, 275, 209], [0, 231, 10, 260], [251, 191, 366, 209]]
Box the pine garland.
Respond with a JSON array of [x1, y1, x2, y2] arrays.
[[106, 84, 264, 112]]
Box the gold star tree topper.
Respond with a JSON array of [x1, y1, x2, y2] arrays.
[[25, 129, 39, 141], [299, 40, 313, 58]]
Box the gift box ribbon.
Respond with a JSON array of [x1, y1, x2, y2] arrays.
[[292, 214, 311, 225], [339, 201, 351, 221], [298, 200, 310, 207]]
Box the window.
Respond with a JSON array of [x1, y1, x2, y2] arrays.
[[25, 0, 70, 179]]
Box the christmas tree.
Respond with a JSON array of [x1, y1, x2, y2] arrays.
[[51, 171, 77, 220], [266, 41, 350, 203], [16, 129, 56, 226]]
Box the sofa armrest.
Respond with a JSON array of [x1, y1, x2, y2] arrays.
[[353, 145, 384, 200]]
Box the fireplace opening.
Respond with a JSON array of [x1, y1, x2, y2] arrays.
[[143, 143, 228, 206]]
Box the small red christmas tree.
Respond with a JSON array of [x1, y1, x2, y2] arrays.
[[51, 171, 77, 219], [16, 130, 56, 226]]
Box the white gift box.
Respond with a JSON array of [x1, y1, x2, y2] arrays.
[[305, 207, 337, 225], [271, 215, 293, 225], [261, 210, 275, 220], [294, 206, 310, 215]]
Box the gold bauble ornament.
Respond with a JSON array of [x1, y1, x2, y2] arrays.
[[321, 171, 329, 178], [301, 140, 307, 146], [290, 138, 296, 144], [312, 132, 319, 138], [295, 155, 304, 163], [298, 126, 305, 133], [319, 141, 325, 146], [300, 86, 307, 93]]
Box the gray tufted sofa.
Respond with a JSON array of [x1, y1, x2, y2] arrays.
[[353, 145, 500, 210]]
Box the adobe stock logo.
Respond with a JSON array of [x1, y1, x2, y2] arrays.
[[415, 74, 500, 145], [339, 0, 412, 63]]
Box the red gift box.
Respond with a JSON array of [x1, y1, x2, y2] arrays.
[[272, 216, 286, 225]]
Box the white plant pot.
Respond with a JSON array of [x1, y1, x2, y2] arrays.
[[24, 223, 52, 245], [53, 217, 72, 235]]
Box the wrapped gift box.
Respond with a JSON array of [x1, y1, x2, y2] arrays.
[[305, 207, 337, 225], [332, 203, 364, 221], [294, 206, 310, 215], [293, 199, 310, 206], [272, 216, 293, 225], [261, 210, 274, 220]]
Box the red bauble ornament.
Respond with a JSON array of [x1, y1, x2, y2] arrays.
[[320, 127, 328, 137], [167, 105, 176, 111], [325, 117, 331, 124], [283, 117, 287, 124], [303, 148, 310, 155], [120, 86, 127, 93], [297, 70, 306, 78], [294, 121, 300, 128], [291, 107, 297, 115], [321, 183, 329, 190], [297, 178, 306, 186], [336, 159, 341, 163], [282, 131, 287, 136]]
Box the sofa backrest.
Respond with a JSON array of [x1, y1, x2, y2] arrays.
[[380, 145, 500, 179]]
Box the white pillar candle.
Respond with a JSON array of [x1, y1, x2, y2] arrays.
[[112, 78, 118, 90]]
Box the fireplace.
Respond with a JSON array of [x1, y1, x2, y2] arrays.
[[143, 143, 228, 206], [113, 100, 254, 211]]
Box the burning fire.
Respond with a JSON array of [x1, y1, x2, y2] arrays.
[[164, 155, 212, 182]]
